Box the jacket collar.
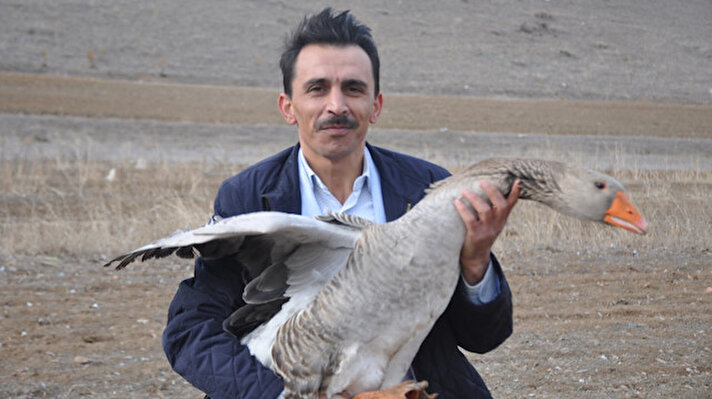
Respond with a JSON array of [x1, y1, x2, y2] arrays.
[[260, 144, 302, 214], [366, 143, 425, 221]]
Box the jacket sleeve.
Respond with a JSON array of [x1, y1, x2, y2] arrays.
[[162, 257, 284, 399], [162, 178, 284, 399], [444, 253, 513, 354]]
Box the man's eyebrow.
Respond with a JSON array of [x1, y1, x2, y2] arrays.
[[303, 78, 327, 89], [342, 79, 368, 88]]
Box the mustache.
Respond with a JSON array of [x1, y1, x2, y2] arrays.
[[316, 114, 359, 131]]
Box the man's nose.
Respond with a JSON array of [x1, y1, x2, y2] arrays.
[[326, 90, 348, 115]]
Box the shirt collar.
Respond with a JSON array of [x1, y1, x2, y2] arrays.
[[297, 147, 374, 194]]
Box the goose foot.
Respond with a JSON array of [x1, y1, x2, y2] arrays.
[[352, 380, 437, 399]]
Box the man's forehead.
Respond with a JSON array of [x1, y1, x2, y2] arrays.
[[294, 44, 373, 83]]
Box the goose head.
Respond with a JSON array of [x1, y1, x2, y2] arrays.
[[542, 166, 649, 235]]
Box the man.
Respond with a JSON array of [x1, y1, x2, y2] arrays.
[[163, 8, 519, 399]]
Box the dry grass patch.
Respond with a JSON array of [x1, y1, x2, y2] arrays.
[[2, 159, 710, 258], [0, 159, 242, 257]]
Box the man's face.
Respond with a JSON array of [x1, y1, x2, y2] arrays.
[[279, 44, 382, 162]]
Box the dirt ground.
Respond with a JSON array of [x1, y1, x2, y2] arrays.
[[1, 249, 710, 398], [1, 1, 711, 398]]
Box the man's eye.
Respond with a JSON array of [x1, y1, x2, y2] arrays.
[[308, 86, 324, 93]]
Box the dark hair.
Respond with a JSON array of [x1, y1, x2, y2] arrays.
[[280, 8, 380, 98]]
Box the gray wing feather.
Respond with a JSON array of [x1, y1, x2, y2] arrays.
[[106, 211, 363, 339], [243, 262, 289, 304]]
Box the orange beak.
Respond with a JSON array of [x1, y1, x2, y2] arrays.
[[603, 191, 649, 234]]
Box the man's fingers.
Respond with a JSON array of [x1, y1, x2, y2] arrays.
[[478, 180, 508, 210], [506, 179, 521, 208], [479, 179, 521, 217], [454, 195, 479, 224], [456, 179, 520, 228], [460, 188, 493, 224]]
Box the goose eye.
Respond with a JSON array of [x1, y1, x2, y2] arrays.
[[594, 181, 607, 190]]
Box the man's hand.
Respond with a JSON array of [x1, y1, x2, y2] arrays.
[[454, 180, 520, 285]]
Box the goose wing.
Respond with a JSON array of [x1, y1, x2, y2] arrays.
[[105, 211, 364, 339]]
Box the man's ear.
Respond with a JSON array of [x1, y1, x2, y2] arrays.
[[278, 93, 298, 125], [369, 92, 383, 124]]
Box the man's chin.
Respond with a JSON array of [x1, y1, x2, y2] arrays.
[[319, 143, 364, 161]]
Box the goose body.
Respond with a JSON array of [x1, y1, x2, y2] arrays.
[[107, 157, 648, 399]]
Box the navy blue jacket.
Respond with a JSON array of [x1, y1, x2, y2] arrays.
[[163, 143, 513, 399]]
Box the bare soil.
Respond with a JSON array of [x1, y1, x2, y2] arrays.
[[1, 1, 711, 398], [2, 250, 710, 398]]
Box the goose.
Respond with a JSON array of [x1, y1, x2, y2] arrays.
[[106, 157, 648, 399]]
